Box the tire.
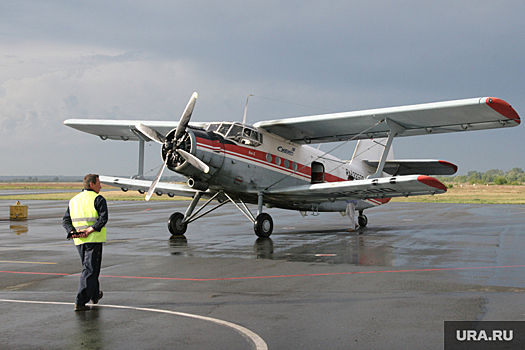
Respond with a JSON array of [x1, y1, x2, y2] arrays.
[[168, 212, 187, 235], [358, 215, 368, 227], [254, 213, 273, 238]]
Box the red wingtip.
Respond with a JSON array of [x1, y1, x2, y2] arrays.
[[438, 160, 458, 174], [486, 98, 521, 125], [417, 175, 447, 192]]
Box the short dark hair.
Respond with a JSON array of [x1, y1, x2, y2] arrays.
[[83, 174, 99, 189]]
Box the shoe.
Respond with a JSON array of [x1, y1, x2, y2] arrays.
[[74, 304, 90, 311], [92, 291, 103, 304]]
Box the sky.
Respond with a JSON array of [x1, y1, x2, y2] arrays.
[[1, 1, 524, 177]]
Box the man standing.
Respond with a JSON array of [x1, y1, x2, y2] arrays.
[[63, 174, 108, 311]]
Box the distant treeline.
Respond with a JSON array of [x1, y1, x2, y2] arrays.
[[437, 168, 525, 185], [0, 176, 82, 183]]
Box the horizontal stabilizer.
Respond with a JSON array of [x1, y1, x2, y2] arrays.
[[363, 160, 458, 176]]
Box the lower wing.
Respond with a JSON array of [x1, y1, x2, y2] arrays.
[[99, 175, 207, 198], [264, 175, 447, 203]]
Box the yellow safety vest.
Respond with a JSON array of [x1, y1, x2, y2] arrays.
[[69, 190, 107, 245]]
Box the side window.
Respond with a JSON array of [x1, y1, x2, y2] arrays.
[[239, 128, 262, 146]]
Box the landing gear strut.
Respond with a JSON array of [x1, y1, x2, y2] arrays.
[[166, 190, 274, 237]]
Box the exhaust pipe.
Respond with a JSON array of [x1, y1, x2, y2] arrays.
[[188, 178, 209, 191]]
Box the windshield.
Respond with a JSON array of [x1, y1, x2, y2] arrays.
[[217, 123, 232, 135]]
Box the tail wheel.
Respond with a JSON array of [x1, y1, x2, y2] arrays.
[[168, 212, 187, 235], [254, 213, 273, 238], [358, 215, 368, 227]]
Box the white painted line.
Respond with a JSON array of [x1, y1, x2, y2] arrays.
[[0, 299, 268, 350], [0, 260, 57, 265]]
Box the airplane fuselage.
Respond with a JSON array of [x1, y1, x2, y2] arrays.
[[172, 122, 387, 213]]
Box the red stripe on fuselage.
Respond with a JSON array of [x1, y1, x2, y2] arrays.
[[196, 136, 349, 182]]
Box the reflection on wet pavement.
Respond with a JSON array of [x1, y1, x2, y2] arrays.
[[2, 200, 525, 288]]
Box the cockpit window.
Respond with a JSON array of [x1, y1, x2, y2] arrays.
[[205, 122, 263, 147], [217, 123, 232, 135], [229, 124, 243, 139], [230, 124, 262, 146], [206, 123, 220, 132]]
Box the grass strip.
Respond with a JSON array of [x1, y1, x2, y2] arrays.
[[2, 183, 525, 204]]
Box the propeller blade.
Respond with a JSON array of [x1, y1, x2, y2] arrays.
[[135, 123, 166, 144], [145, 157, 168, 201], [176, 149, 210, 173], [174, 92, 198, 141]]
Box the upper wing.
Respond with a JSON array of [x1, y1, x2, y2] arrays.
[[264, 175, 447, 203], [254, 97, 520, 144], [63, 119, 207, 141], [363, 160, 458, 176], [99, 175, 209, 198]]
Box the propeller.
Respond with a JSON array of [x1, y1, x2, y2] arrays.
[[176, 149, 209, 173], [135, 123, 166, 144], [145, 156, 168, 201], [141, 92, 204, 201], [174, 92, 198, 141]]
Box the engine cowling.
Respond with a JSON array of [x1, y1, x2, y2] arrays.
[[162, 128, 197, 175]]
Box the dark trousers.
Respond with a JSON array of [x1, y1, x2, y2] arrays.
[[76, 243, 103, 306]]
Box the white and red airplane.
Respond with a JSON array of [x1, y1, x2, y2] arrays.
[[64, 93, 520, 237]]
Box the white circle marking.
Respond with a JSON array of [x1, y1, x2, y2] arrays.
[[0, 299, 268, 350]]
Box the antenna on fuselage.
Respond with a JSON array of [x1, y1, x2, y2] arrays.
[[243, 94, 253, 124]]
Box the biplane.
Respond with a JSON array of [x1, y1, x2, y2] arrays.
[[64, 93, 520, 237]]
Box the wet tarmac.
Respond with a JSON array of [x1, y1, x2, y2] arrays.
[[1, 198, 525, 349]]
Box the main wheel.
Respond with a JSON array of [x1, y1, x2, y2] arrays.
[[358, 214, 368, 227], [168, 212, 187, 235], [254, 213, 273, 238]]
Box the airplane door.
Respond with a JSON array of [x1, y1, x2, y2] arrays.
[[311, 162, 325, 183]]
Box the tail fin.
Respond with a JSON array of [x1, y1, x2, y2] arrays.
[[350, 138, 394, 177]]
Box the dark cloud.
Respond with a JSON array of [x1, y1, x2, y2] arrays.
[[0, 1, 524, 175]]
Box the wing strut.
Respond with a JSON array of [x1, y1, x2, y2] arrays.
[[368, 119, 405, 179], [130, 129, 148, 179], [136, 138, 145, 179]]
